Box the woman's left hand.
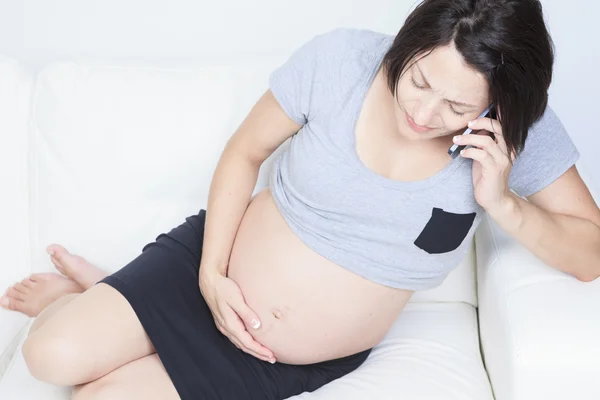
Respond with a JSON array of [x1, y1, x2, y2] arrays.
[[453, 117, 515, 213]]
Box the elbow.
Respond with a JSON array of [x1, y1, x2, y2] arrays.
[[575, 273, 598, 283], [573, 246, 600, 283], [573, 263, 600, 283]]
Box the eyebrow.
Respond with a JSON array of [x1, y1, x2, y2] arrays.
[[415, 63, 477, 109]]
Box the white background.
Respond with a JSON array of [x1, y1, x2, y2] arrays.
[[0, 0, 597, 188]]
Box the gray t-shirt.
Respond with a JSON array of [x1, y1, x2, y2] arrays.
[[268, 28, 580, 290]]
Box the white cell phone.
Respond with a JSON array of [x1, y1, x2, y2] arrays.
[[447, 105, 494, 159]]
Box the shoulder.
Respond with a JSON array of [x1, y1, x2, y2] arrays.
[[310, 27, 392, 60], [305, 28, 393, 90], [509, 105, 580, 197], [517, 105, 570, 158], [526, 105, 563, 137]]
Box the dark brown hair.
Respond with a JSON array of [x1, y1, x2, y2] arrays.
[[382, 0, 554, 157]]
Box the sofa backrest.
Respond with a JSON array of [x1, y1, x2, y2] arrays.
[[25, 57, 478, 306]]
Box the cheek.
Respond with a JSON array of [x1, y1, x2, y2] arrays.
[[445, 118, 471, 133], [396, 78, 417, 102]]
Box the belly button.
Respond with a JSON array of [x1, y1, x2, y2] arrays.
[[272, 308, 284, 319]]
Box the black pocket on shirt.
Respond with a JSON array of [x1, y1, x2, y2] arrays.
[[414, 208, 476, 254]]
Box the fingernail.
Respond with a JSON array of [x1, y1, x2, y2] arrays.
[[460, 150, 465, 156], [453, 136, 461, 142], [269, 359, 276, 364], [468, 120, 475, 128], [251, 319, 260, 329]]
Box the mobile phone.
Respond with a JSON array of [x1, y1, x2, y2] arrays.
[[447, 105, 495, 159]]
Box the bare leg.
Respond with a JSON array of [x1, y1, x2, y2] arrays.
[[72, 355, 179, 400], [22, 283, 155, 386], [29, 293, 80, 335]]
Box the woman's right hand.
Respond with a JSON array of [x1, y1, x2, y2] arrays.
[[199, 269, 276, 363]]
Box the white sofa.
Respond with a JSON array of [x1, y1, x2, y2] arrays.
[[0, 9, 599, 400]]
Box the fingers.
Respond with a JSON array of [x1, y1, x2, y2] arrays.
[[205, 275, 276, 363], [225, 312, 275, 358], [460, 147, 500, 170], [215, 322, 262, 358], [214, 299, 276, 361], [468, 117, 502, 137], [236, 326, 275, 360], [453, 133, 506, 163], [238, 305, 261, 329], [215, 319, 275, 363], [227, 300, 274, 358], [467, 117, 509, 151]]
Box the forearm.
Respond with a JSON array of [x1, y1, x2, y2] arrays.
[[488, 192, 600, 281], [200, 142, 261, 277]]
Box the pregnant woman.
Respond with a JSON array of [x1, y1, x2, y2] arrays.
[[3, 0, 600, 399]]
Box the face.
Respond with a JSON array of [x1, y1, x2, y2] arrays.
[[390, 42, 491, 142]]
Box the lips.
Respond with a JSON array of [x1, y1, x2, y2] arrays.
[[405, 111, 433, 133]]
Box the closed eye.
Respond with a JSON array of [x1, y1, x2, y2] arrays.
[[411, 77, 466, 117], [449, 106, 465, 117], [410, 77, 426, 90]]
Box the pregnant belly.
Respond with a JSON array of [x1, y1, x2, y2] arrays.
[[227, 189, 414, 365]]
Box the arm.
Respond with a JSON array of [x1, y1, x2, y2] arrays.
[[197, 89, 300, 363], [199, 89, 301, 278], [487, 165, 600, 282]]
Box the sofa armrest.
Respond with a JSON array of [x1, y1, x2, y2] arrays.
[[475, 214, 600, 400], [0, 311, 29, 380]]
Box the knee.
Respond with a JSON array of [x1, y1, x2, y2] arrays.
[[22, 330, 88, 386]]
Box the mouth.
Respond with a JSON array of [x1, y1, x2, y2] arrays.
[[405, 111, 434, 133]]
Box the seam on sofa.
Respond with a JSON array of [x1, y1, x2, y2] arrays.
[[481, 213, 517, 400], [0, 321, 31, 384], [23, 66, 37, 286]]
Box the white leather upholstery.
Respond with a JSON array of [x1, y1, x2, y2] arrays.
[[476, 210, 600, 400]]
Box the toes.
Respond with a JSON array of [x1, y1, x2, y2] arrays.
[[0, 296, 21, 311], [0, 295, 9, 309], [4, 297, 26, 312], [51, 257, 66, 274], [6, 287, 24, 301], [48, 245, 77, 272], [22, 278, 35, 288], [14, 282, 29, 295], [30, 273, 62, 282], [46, 244, 68, 257]]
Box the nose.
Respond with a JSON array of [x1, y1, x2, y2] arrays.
[[412, 99, 436, 127]]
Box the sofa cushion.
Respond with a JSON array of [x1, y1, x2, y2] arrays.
[[29, 59, 273, 278], [0, 303, 493, 400]]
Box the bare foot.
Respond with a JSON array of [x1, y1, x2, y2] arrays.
[[47, 244, 108, 290], [0, 273, 83, 317]]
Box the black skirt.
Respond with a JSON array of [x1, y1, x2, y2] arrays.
[[99, 209, 371, 400]]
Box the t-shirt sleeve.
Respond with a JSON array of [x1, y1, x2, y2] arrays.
[[268, 30, 340, 126], [508, 106, 580, 198]]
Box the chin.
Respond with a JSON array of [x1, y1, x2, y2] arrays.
[[400, 124, 440, 141]]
